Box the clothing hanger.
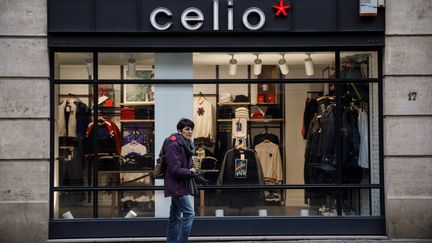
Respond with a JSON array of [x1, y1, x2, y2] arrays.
[[317, 95, 335, 102], [197, 92, 206, 103]]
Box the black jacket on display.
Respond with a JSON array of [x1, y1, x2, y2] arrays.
[[341, 108, 361, 183], [217, 148, 265, 208]]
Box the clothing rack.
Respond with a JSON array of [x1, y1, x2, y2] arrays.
[[193, 92, 217, 97], [60, 93, 89, 98], [307, 91, 324, 99]]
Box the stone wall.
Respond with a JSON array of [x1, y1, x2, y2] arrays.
[[0, 0, 49, 242], [384, 0, 432, 239]]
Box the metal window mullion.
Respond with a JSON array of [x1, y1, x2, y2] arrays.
[[378, 48, 385, 218], [335, 51, 343, 216], [49, 50, 56, 220], [92, 52, 99, 218]]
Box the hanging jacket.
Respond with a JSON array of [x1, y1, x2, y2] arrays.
[[217, 148, 265, 208], [58, 100, 77, 137]]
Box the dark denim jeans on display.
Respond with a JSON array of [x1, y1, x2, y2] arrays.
[[166, 195, 195, 243]]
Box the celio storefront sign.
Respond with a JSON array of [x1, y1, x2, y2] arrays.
[[149, 0, 291, 31]]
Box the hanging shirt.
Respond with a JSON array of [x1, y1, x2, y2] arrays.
[[232, 118, 247, 139], [254, 141, 283, 184], [58, 99, 77, 137], [193, 97, 215, 140], [357, 110, 369, 169]]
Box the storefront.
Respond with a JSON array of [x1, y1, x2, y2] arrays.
[[48, 0, 385, 239]]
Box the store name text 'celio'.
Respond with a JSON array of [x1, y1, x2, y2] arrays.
[[150, 0, 291, 31]]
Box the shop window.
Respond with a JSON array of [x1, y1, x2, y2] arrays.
[[54, 191, 93, 219], [54, 53, 94, 80], [52, 51, 382, 220]]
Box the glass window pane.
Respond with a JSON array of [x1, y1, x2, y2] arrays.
[[193, 52, 335, 79], [98, 190, 157, 218], [340, 51, 378, 79], [195, 189, 340, 217], [340, 189, 382, 216], [54, 52, 94, 80], [338, 82, 380, 184], [98, 53, 154, 80], [93, 83, 156, 186], [55, 84, 93, 187], [54, 191, 93, 219]]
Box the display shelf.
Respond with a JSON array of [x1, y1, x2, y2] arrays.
[[217, 102, 250, 106], [98, 170, 153, 174], [255, 103, 279, 106], [120, 119, 154, 123], [119, 102, 154, 106], [250, 119, 283, 123], [217, 119, 283, 122]]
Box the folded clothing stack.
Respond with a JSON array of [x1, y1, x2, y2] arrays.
[[235, 107, 249, 119], [219, 93, 233, 103], [135, 107, 154, 120], [217, 106, 234, 119], [233, 95, 250, 103], [121, 107, 135, 120], [265, 105, 283, 119]]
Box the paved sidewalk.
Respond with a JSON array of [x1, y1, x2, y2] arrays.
[[49, 238, 432, 243]]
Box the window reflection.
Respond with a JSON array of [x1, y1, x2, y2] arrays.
[[53, 51, 381, 220]]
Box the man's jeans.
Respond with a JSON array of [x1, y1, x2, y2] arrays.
[[166, 195, 195, 243]]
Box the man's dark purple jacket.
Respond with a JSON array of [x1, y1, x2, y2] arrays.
[[163, 134, 195, 197]]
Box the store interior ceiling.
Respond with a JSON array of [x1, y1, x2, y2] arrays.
[[55, 52, 362, 66]]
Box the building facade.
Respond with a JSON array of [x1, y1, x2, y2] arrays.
[[0, 0, 431, 242]]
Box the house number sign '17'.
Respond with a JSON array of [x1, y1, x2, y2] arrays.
[[150, 0, 291, 31]]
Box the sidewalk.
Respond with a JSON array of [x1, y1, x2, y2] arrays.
[[49, 237, 432, 243]]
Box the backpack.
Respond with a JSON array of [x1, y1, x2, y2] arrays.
[[153, 137, 170, 178]]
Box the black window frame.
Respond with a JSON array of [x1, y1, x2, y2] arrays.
[[49, 47, 384, 239]]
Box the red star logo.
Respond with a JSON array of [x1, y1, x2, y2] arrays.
[[273, 0, 291, 17]]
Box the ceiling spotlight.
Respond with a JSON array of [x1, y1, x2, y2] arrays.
[[85, 58, 93, 79], [304, 53, 314, 77], [278, 54, 289, 75], [127, 57, 136, 78], [253, 54, 263, 76], [229, 54, 237, 76]]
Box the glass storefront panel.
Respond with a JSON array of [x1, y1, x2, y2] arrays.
[[193, 52, 335, 79], [98, 53, 155, 80], [195, 189, 340, 217], [54, 53, 94, 80], [340, 52, 378, 79], [54, 191, 93, 219], [54, 84, 93, 187], [98, 190, 156, 218], [52, 51, 382, 221]]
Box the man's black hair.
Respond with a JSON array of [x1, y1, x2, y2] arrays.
[[177, 118, 195, 131]]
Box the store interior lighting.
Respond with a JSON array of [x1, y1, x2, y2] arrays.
[[253, 54, 263, 76], [228, 54, 237, 76], [304, 53, 314, 76], [278, 54, 289, 75], [127, 57, 136, 78], [85, 58, 93, 78]]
